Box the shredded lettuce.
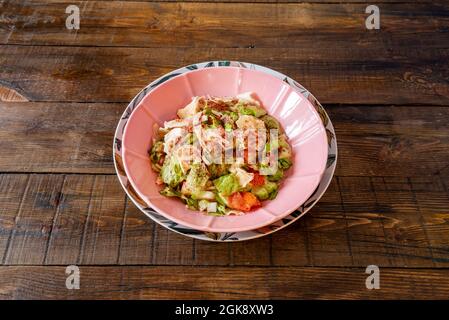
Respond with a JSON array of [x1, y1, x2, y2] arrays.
[[278, 158, 292, 170], [160, 156, 185, 187], [267, 168, 284, 182], [159, 186, 181, 198], [251, 181, 279, 201], [149, 141, 165, 172], [182, 164, 209, 195], [235, 102, 267, 118], [261, 115, 281, 130], [213, 174, 240, 196], [151, 93, 293, 214], [208, 163, 229, 179]]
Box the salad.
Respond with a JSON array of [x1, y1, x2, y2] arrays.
[[149, 92, 293, 216]]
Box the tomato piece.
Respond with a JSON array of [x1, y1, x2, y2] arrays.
[[242, 192, 261, 209], [251, 171, 265, 187], [228, 192, 261, 212], [228, 192, 246, 211]]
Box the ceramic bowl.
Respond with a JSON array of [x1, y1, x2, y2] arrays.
[[121, 67, 328, 232]]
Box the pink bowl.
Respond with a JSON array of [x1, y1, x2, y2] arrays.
[[122, 67, 328, 232]]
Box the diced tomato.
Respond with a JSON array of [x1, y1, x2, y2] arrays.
[[242, 192, 261, 209], [251, 171, 265, 187], [227, 192, 245, 210], [228, 192, 261, 212]]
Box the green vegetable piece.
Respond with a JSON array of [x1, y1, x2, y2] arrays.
[[183, 196, 199, 210], [183, 164, 209, 194], [159, 186, 181, 198], [191, 190, 216, 201], [198, 199, 210, 212], [160, 156, 185, 187], [278, 135, 292, 159], [216, 203, 227, 215], [268, 187, 279, 200], [215, 192, 229, 206], [251, 181, 279, 201], [267, 168, 284, 182], [239, 107, 256, 116], [252, 186, 269, 200], [233, 101, 267, 118], [229, 111, 239, 121], [208, 163, 229, 179], [261, 115, 281, 131], [264, 181, 279, 200], [213, 174, 240, 196], [149, 141, 165, 172], [278, 158, 292, 170], [224, 122, 233, 131], [207, 113, 221, 128]]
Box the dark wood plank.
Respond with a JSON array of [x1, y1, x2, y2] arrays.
[[329, 105, 449, 177], [410, 176, 449, 267], [0, 174, 29, 262], [44, 175, 95, 265], [3, 174, 65, 265], [371, 177, 436, 267], [0, 46, 448, 104], [1, 174, 447, 267], [1, 2, 447, 48], [1, 266, 448, 299], [151, 225, 195, 265], [271, 218, 311, 266], [299, 179, 353, 266], [17, 0, 437, 3], [338, 176, 449, 267], [118, 198, 154, 265], [270, 178, 345, 266], [194, 239, 230, 266], [230, 236, 271, 266], [78, 175, 126, 264], [1, 103, 448, 178], [0, 102, 122, 173]]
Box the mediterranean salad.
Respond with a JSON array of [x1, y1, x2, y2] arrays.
[[149, 92, 293, 216]]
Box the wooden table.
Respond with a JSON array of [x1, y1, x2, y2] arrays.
[[0, 0, 448, 299]]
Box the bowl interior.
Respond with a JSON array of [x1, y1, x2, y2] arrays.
[[122, 67, 327, 232]]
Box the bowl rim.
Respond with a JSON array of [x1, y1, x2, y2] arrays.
[[121, 65, 329, 233]]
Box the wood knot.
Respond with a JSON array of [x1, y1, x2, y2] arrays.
[[0, 85, 28, 102]]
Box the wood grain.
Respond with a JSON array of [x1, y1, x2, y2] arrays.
[[0, 102, 122, 173], [77, 175, 126, 264], [1, 174, 448, 267], [0, 45, 448, 104], [1, 102, 448, 178], [410, 176, 449, 267], [3, 174, 65, 265], [0, 85, 28, 102], [118, 198, 154, 265], [1, 2, 447, 48], [0, 266, 448, 299], [328, 105, 449, 177], [1, 0, 448, 300], [44, 175, 95, 265], [0, 174, 29, 262]]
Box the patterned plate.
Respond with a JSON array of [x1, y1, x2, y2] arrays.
[[113, 61, 337, 242]]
